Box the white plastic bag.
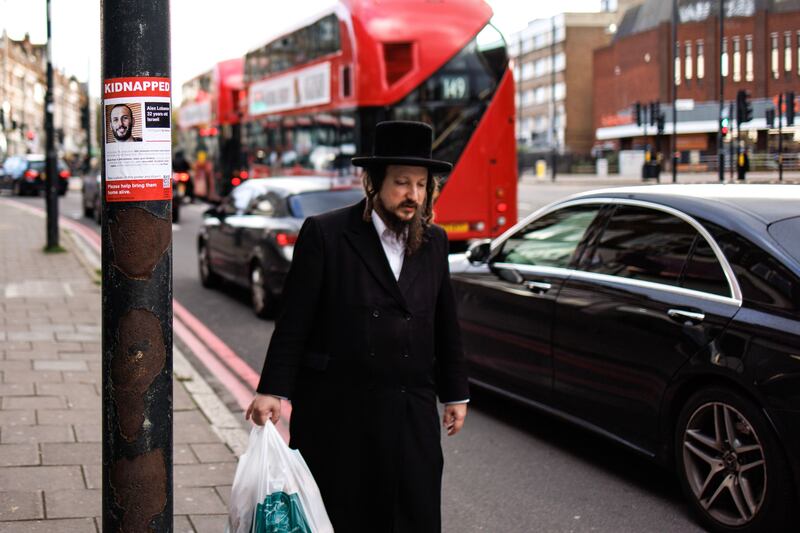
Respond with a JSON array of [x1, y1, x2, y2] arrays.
[[226, 423, 334, 533]]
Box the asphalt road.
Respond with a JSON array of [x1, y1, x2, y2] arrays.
[[15, 183, 706, 532]]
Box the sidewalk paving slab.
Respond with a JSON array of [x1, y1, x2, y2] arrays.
[[0, 199, 250, 531]]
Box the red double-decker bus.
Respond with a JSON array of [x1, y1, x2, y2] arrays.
[[178, 57, 245, 202], [241, 0, 517, 246]]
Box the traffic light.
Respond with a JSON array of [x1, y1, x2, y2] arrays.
[[721, 116, 730, 136], [766, 108, 776, 128], [633, 102, 642, 126], [649, 101, 660, 126], [736, 90, 753, 124], [787, 91, 796, 126]]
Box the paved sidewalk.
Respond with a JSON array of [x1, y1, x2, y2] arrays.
[[0, 201, 247, 532]]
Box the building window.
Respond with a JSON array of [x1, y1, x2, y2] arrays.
[[732, 37, 741, 82], [685, 41, 693, 80], [697, 40, 705, 79], [785, 32, 792, 77], [721, 38, 729, 78], [554, 82, 566, 101], [675, 42, 681, 85], [772, 33, 779, 79], [522, 62, 534, 80], [746, 35, 754, 82]]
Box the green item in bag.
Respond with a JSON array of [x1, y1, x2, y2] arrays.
[[252, 491, 312, 533]]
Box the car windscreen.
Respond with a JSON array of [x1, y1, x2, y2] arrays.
[[288, 189, 364, 218], [29, 161, 46, 172], [769, 217, 800, 265]]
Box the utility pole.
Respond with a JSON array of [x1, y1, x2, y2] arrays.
[[671, 0, 678, 183], [717, 0, 725, 183], [44, 0, 58, 250], [550, 15, 557, 182], [778, 92, 784, 182], [102, 1, 173, 531], [728, 101, 734, 182]]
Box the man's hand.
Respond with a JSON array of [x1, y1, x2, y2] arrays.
[[443, 403, 467, 436], [245, 393, 282, 426]]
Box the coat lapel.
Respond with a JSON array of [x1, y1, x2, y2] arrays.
[[397, 243, 426, 296], [343, 201, 409, 311]]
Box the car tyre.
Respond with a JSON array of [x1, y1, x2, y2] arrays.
[[172, 201, 180, 223], [250, 261, 273, 319], [93, 195, 102, 225], [13, 181, 24, 196], [675, 387, 795, 532], [198, 242, 221, 289]]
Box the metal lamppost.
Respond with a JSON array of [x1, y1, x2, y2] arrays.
[[671, 0, 678, 183], [717, 0, 725, 182], [44, 0, 58, 249]]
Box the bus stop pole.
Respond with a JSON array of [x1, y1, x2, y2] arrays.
[[44, 0, 58, 250], [101, 1, 173, 530]]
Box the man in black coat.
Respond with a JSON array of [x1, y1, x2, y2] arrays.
[[246, 121, 469, 532]]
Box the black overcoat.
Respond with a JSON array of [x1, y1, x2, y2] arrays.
[[257, 199, 469, 533]]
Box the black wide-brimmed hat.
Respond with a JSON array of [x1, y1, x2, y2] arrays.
[[352, 120, 453, 174]]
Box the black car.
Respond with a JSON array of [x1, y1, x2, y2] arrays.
[[198, 176, 363, 317], [1, 154, 70, 196], [452, 184, 800, 532]]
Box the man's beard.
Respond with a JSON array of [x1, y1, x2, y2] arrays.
[[374, 196, 426, 255], [113, 127, 131, 141]]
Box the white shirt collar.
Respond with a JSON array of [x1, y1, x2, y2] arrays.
[[371, 209, 405, 249], [371, 209, 406, 280]]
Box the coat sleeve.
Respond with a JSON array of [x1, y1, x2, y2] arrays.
[[256, 216, 324, 398], [433, 228, 470, 403]]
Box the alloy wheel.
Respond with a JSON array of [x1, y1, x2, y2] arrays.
[[251, 264, 267, 315], [682, 401, 766, 527]]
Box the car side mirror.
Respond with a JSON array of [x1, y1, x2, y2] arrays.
[[465, 239, 492, 265], [252, 200, 275, 217]]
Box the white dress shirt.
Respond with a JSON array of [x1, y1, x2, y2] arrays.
[[371, 209, 405, 280]]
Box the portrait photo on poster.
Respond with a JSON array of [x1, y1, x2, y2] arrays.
[[106, 103, 143, 143]]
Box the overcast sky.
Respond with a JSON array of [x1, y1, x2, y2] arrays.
[[1, 0, 602, 100]]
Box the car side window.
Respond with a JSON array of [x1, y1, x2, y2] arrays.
[[681, 237, 731, 297], [581, 205, 696, 287], [494, 205, 601, 268]]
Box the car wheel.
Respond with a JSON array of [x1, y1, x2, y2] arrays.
[[13, 181, 23, 196], [83, 198, 95, 219], [250, 262, 273, 319], [675, 387, 795, 532], [94, 196, 102, 225], [172, 201, 180, 223], [198, 242, 220, 289]]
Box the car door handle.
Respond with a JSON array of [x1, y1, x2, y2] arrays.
[[524, 280, 552, 293], [667, 309, 705, 324]]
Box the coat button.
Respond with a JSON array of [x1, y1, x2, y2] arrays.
[[400, 386, 406, 393], [372, 310, 380, 318], [405, 315, 412, 321], [369, 351, 375, 357], [402, 353, 409, 358]]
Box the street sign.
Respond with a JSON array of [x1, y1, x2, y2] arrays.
[[675, 99, 695, 111]]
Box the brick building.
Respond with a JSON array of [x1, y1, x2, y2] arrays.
[[510, 1, 642, 170], [594, 0, 800, 168], [0, 31, 89, 165]]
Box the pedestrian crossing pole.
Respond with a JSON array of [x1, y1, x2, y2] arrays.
[[101, 0, 173, 530]]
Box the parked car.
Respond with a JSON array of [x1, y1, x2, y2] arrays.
[[198, 176, 363, 317], [81, 173, 183, 224], [451, 184, 800, 532], [81, 173, 102, 223], [0, 154, 70, 196]]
